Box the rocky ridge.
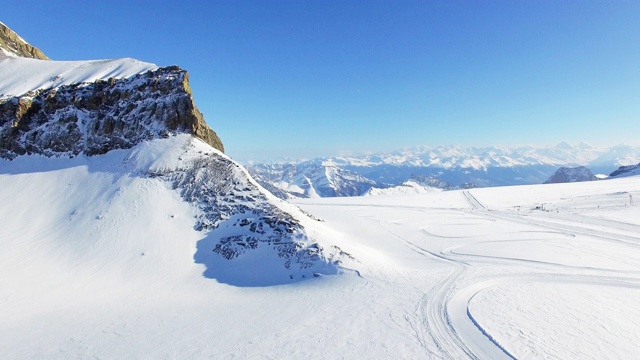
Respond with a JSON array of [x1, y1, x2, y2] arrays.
[[0, 66, 223, 159]]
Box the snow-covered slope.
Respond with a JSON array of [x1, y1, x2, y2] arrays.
[[0, 56, 157, 98], [0, 21, 156, 98], [0, 135, 350, 287], [364, 180, 442, 196], [4, 162, 638, 358], [0, 22, 338, 285], [292, 176, 640, 359]]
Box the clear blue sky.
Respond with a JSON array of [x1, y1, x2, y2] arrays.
[[3, 0, 639, 161]]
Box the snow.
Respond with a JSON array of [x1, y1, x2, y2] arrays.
[[365, 180, 442, 196], [309, 142, 640, 170], [1, 137, 640, 358], [0, 56, 157, 98]]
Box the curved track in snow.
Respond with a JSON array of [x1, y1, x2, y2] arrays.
[[423, 189, 640, 359]]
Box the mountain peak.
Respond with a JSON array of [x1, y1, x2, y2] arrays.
[[0, 22, 49, 60], [555, 141, 573, 150]]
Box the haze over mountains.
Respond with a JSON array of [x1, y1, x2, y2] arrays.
[[248, 142, 640, 198]]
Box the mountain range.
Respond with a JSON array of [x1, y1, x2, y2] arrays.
[[248, 142, 640, 198]]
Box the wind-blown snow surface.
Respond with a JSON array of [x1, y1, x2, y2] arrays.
[[2, 145, 639, 358], [0, 54, 157, 98], [364, 180, 442, 196]]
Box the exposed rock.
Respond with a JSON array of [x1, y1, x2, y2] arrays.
[[139, 139, 346, 284], [0, 22, 49, 60], [0, 66, 223, 159], [544, 166, 597, 184]]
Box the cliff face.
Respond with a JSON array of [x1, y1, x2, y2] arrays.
[[0, 22, 49, 59], [0, 66, 223, 159]]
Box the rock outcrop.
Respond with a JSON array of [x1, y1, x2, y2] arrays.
[[544, 166, 597, 184], [0, 66, 223, 159], [0, 22, 49, 60], [0, 21, 222, 159]]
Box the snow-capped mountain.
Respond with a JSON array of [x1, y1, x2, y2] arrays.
[[247, 160, 379, 198], [330, 142, 640, 170], [249, 142, 640, 196], [0, 22, 349, 285]]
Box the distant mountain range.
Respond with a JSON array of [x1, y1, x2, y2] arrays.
[[248, 142, 640, 198]]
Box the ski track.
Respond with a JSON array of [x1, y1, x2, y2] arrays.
[[303, 187, 640, 359], [354, 189, 640, 359], [425, 189, 640, 359]]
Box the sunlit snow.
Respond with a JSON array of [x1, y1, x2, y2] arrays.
[[1, 135, 639, 358]]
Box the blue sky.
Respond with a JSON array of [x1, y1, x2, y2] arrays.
[[3, 1, 639, 161]]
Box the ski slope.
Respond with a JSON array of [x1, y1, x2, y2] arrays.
[[1, 143, 639, 358], [293, 178, 640, 359]]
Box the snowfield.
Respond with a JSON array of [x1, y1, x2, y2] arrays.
[[1, 137, 639, 358], [0, 54, 157, 98]]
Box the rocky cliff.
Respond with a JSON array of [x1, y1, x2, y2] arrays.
[[0, 21, 49, 59], [0, 66, 223, 159], [0, 22, 222, 159]]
